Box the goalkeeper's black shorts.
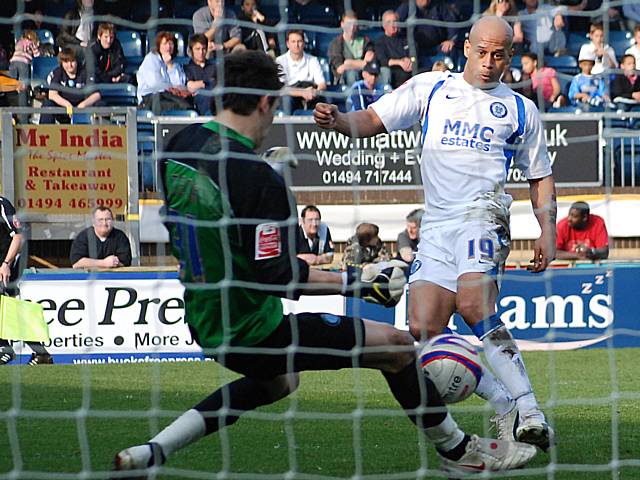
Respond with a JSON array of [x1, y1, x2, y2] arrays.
[[214, 313, 365, 380]]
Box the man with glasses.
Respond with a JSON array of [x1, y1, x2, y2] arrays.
[[296, 205, 334, 266], [70, 206, 132, 268]]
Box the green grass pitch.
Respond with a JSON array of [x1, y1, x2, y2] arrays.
[[1, 348, 639, 479]]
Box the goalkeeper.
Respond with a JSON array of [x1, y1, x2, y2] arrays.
[[114, 50, 536, 477]]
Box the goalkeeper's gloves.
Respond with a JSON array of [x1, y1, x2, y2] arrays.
[[342, 260, 408, 308]]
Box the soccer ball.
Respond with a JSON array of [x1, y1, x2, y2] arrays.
[[419, 334, 483, 404]]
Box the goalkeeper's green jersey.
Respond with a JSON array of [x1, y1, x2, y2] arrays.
[[161, 121, 310, 348]]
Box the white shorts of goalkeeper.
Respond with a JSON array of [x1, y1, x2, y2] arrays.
[[409, 221, 510, 293]]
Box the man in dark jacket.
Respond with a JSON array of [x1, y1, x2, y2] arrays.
[[396, 0, 459, 56], [89, 23, 129, 84]]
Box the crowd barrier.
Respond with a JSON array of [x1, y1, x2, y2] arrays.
[[5, 265, 638, 364]]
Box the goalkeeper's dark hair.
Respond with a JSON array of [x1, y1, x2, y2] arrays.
[[220, 50, 283, 116]]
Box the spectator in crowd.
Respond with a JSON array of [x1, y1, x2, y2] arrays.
[[519, 0, 567, 56], [374, 10, 413, 89], [185, 34, 217, 115], [431, 60, 450, 72], [136, 31, 191, 114], [556, 201, 609, 260], [328, 10, 375, 85], [568, 50, 608, 108], [347, 61, 385, 111], [519, 52, 564, 110], [396, 0, 459, 56], [276, 30, 326, 112], [237, 0, 277, 56], [70, 206, 132, 269], [193, 0, 242, 55], [579, 23, 617, 75], [296, 205, 334, 266], [567, 0, 623, 33], [90, 23, 129, 84], [483, 0, 524, 53], [40, 47, 102, 124], [58, 0, 97, 52], [624, 25, 640, 66], [0, 196, 53, 366], [611, 54, 640, 105], [341, 222, 390, 270], [9, 30, 40, 84], [396, 208, 423, 264]]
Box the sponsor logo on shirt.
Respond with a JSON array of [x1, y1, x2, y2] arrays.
[[440, 119, 494, 152], [255, 223, 281, 260]]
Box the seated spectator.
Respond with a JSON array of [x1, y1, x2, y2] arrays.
[[623, 4, 640, 31], [519, 52, 565, 110], [185, 34, 217, 115], [276, 30, 327, 112], [9, 30, 40, 117], [431, 60, 449, 72], [374, 10, 413, 89], [296, 205, 334, 266], [70, 206, 132, 268], [347, 61, 385, 111], [611, 54, 640, 105], [341, 222, 390, 270], [89, 23, 129, 84], [237, 0, 277, 56], [568, 50, 609, 108], [396, 0, 459, 56], [624, 25, 640, 67], [328, 11, 375, 85], [136, 31, 191, 114], [556, 201, 609, 260], [483, 0, 524, 53], [519, 0, 567, 56], [40, 47, 102, 124], [396, 208, 423, 264], [58, 0, 97, 52], [579, 23, 617, 75], [193, 0, 242, 55]]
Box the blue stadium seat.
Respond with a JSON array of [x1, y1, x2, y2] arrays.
[[36, 29, 54, 45], [31, 56, 59, 87], [608, 30, 633, 58], [173, 56, 190, 66], [545, 55, 578, 75], [568, 32, 588, 56], [293, 109, 314, 116], [99, 83, 138, 107], [317, 56, 332, 84], [162, 109, 198, 117], [116, 30, 144, 58], [295, 4, 338, 27], [315, 32, 336, 58], [510, 54, 522, 70], [70, 113, 92, 125]]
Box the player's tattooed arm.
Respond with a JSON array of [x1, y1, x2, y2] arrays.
[[529, 175, 557, 272]]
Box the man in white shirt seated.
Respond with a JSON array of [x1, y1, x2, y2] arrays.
[[276, 30, 327, 112]]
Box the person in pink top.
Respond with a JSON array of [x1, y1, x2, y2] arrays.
[[520, 52, 565, 109]]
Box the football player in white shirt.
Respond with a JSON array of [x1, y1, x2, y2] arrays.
[[314, 16, 557, 452]]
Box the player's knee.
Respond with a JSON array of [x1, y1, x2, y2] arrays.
[[456, 297, 484, 324], [408, 313, 441, 341]]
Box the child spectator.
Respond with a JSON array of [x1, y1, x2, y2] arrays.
[[40, 47, 102, 124], [347, 61, 385, 111], [9, 30, 40, 83], [579, 23, 617, 75], [568, 50, 608, 109], [519, 52, 564, 109], [611, 54, 640, 105], [90, 23, 129, 84], [624, 25, 640, 67]]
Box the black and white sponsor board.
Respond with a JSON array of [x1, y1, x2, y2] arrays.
[[156, 115, 602, 190]]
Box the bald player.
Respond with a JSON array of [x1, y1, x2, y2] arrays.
[[314, 16, 557, 452]]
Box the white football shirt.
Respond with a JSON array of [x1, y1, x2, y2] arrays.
[[371, 71, 552, 227]]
